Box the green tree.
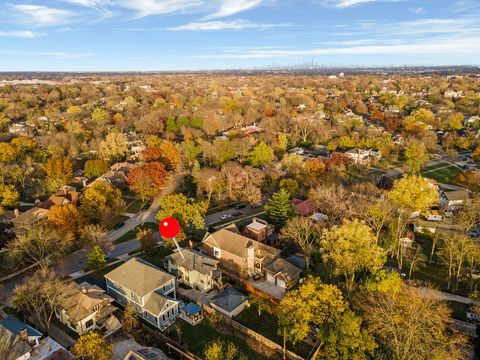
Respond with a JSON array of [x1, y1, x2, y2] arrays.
[[321, 219, 385, 293], [87, 246, 107, 271], [84, 159, 109, 179], [265, 188, 294, 228], [72, 331, 112, 360], [249, 141, 275, 167]]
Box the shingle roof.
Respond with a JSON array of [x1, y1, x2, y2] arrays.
[[167, 249, 218, 275], [292, 199, 317, 216], [105, 258, 174, 297], [444, 190, 469, 202], [11, 207, 49, 225], [203, 228, 280, 260], [0, 325, 31, 360], [0, 315, 42, 338], [143, 291, 176, 315], [264, 258, 302, 281], [211, 288, 247, 313]]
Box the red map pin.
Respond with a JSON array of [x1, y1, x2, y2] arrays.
[[159, 217, 180, 239]]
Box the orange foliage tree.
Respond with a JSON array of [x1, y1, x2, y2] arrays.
[[128, 162, 168, 201]]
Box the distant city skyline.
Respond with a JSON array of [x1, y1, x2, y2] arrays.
[[0, 0, 479, 71]]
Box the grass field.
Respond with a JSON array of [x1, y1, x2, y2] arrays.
[[421, 162, 464, 185], [114, 222, 158, 244]]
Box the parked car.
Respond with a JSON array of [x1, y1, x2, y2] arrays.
[[141, 203, 150, 211], [221, 214, 232, 220], [232, 211, 243, 217], [468, 229, 480, 238], [235, 203, 246, 210], [114, 221, 125, 230]]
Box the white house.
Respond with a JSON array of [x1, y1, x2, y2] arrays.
[[164, 249, 222, 292], [105, 258, 179, 330], [441, 190, 470, 211]]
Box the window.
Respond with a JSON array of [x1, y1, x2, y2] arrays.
[[213, 247, 221, 258], [85, 319, 94, 329]]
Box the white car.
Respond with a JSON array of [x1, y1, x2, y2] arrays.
[[221, 214, 232, 220]]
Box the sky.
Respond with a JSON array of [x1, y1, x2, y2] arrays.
[[0, 0, 479, 71]]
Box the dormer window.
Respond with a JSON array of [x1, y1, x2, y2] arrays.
[[213, 247, 221, 259]]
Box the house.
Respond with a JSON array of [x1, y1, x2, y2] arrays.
[[425, 210, 444, 222], [55, 281, 121, 336], [242, 218, 274, 242], [210, 287, 248, 318], [105, 258, 179, 331], [164, 249, 222, 292], [264, 258, 302, 290], [441, 190, 470, 211], [202, 225, 281, 278], [344, 148, 381, 164], [292, 198, 317, 217], [11, 207, 49, 235], [97, 162, 136, 188], [0, 315, 71, 360], [202, 225, 302, 289], [123, 348, 170, 360]]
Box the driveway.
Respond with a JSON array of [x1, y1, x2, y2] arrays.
[[178, 287, 217, 306]]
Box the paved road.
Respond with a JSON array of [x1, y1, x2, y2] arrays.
[[205, 203, 264, 226], [417, 286, 480, 306]]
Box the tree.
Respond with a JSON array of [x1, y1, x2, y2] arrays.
[[440, 234, 477, 290], [91, 107, 109, 123], [48, 203, 81, 234], [388, 175, 439, 213], [249, 141, 275, 167], [314, 311, 376, 360], [11, 137, 36, 156], [158, 140, 181, 170], [122, 304, 140, 333], [0, 143, 16, 162], [12, 268, 71, 333], [281, 217, 321, 271], [193, 167, 224, 203], [359, 285, 466, 360], [84, 159, 109, 179], [0, 183, 19, 208], [72, 331, 112, 360], [204, 340, 242, 360], [305, 158, 326, 178], [128, 162, 168, 201], [264, 188, 294, 228], [278, 277, 346, 360], [82, 224, 111, 252], [156, 193, 208, 235], [279, 178, 300, 196], [136, 227, 156, 255], [406, 244, 426, 279], [7, 227, 74, 269], [321, 219, 385, 292], [248, 294, 271, 317], [360, 200, 394, 243], [99, 132, 128, 162], [45, 156, 73, 193], [87, 246, 107, 271], [80, 181, 125, 223], [309, 184, 353, 223], [404, 141, 428, 174]]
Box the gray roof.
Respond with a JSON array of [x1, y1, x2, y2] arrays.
[[1, 315, 42, 338], [444, 190, 469, 202], [143, 291, 177, 316], [211, 288, 247, 313], [0, 319, 34, 360], [264, 258, 302, 281], [105, 258, 174, 297], [167, 249, 218, 275]]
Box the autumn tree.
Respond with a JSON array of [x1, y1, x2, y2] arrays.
[[265, 188, 294, 228], [0, 183, 19, 208], [81, 224, 111, 252], [389, 175, 439, 212], [440, 233, 477, 290], [79, 181, 125, 223], [279, 178, 300, 196], [48, 203, 81, 234], [128, 162, 167, 201], [136, 226, 156, 255], [309, 184, 353, 223], [0, 143, 16, 162], [99, 132, 128, 162], [13, 268, 72, 333], [278, 277, 346, 360], [72, 331, 112, 360], [45, 156, 73, 192], [84, 159, 109, 179], [359, 284, 466, 360], [7, 227, 74, 269], [156, 193, 208, 236], [404, 141, 429, 174], [122, 304, 140, 333], [193, 167, 225, 203], [204, 340, 244, 360], [321, 219, 385, 292], [281, 217, 321, 271]]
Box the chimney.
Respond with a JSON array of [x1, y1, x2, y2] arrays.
[[81, 287, 87, 294], [34, 199, 40, 204], [14, 209, 19, 217], [19, 329, 28, 341]]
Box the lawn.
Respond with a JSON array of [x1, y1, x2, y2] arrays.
[[421, 163, 464, 185], [173, 319, 272, 360], [126, 200, 146, 213], [235, 304, 313, 358], [114, 222, 158, 244], [139, 246, 173, 268]]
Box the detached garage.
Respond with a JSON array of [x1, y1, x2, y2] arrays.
[[264, 258, 302, 290]]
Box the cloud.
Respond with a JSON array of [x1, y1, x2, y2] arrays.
[[116, 0, 204, 18], [204, 0, 264, 19], [8, 4, 76, 26], [195, 36, 480, 58], [0, 50, 94, 59], [168, 19, 290, 31], [320, 0, 402, 8], [0, 30, 46, 38], [60, 0, 109, 7]]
